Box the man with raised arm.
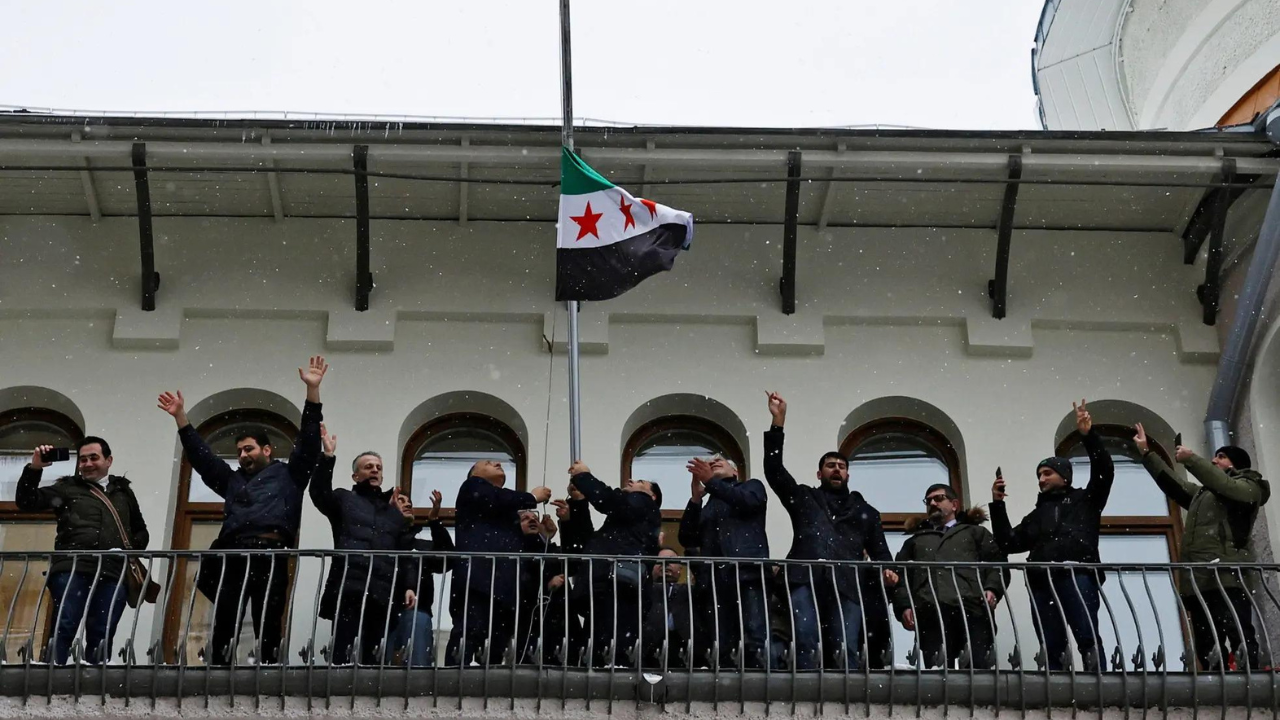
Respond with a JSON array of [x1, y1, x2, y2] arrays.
[[990, 400, 1113, 672], [679, 455, 770, 669], [565, 460, 662, 668], [1134, 425, 1270, 670], [310, 425, 417, 665], [156, 356, 327, 665], [444, 459, 552, 666], [762, 391, 896, 671]]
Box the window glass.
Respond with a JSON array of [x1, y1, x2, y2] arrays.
[[410, 427, 517, 509], [848, 432, 951, 513], [0, 419, 78, 502], [632, 429, 727, 511]]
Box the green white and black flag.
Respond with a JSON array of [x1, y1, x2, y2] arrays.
[[555, 148, 694, 301]]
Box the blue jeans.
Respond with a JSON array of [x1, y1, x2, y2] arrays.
[[790, 584, 862, 670], [46, 571, 128, 665], [715, 581, 770, 669], [387, 609, 435, 666], [1029, 571, 1106, 671]]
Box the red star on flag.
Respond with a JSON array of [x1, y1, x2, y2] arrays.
[[618, 196, 636, 231], [570, 201, 604, 241], [638, 198, 658, 220]]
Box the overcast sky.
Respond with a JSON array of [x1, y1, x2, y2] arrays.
[[0, 0, 1044, 130]]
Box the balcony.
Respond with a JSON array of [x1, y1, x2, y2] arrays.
[[0, 550, 1277, 717]]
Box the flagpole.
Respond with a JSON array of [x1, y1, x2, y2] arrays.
[[559, 0, 583, 462]]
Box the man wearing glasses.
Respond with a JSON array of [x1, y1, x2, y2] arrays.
[[893, 484, 1006, 669]]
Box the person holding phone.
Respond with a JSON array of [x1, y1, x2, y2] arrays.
[[16, 437, 149, 664], [309, 426, 419, 665], [990, 400, 1114, 672], [1133, 425, 1270, 670]]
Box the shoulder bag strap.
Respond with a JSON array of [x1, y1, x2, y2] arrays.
[[86, 484, 133, 550]]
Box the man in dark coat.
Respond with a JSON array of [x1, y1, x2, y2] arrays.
[[444, 460, 551, 666], [679, 455, 770, 668], [157, 356, 327, 665], [893, 484, 1007, 669], [762, 392, 897, 671], [640, 547, 697, 668], [564, 460, 662, 667], [387, 489, 453, 666], [1135, 426, 1271, 670], [17, 436, 149, 664], [991, 400, 1113, 672], [310, 426, 416, 665]]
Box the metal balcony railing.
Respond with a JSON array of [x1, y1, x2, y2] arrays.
[[0, 550, 1278, 716]]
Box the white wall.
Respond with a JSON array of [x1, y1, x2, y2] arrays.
[[0, 214, 1238, 662], [1121, 0, 1280, 130]]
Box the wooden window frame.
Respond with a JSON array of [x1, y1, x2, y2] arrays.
[[840, 417, 964, 532], [400, 412, 527, 525], [621, 414, 748, 529], [0, 407, 84, 521], [163, 408, 299, 663]]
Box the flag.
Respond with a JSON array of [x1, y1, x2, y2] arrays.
[[555, 148, 694, 301]]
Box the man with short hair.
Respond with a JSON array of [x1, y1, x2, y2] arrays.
[[762, 392, 896, 671], [564, 460, 662, 667], [991, 400, 1113, 672], [445, 459, 552, 666], [640, 547, 697, 668], [679, 454, 770, 668], [157, 356, 328, 665], [17, 436, 149, 664], [386, 489, 452, 667], [310, 426, 417, 665], [1134, 426, 1271, 670], [893, 483, 1006, 669]]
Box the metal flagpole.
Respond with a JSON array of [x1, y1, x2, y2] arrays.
[[560, 0, 583, 461]]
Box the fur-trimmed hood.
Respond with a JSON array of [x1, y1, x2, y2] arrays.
[[903, 506, 989, 533]]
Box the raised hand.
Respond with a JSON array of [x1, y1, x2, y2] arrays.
[[157, 390, 189, 427], [567, 482, 584, 501], [687, 458, 713, 484], [992, 476, 1007, 502], [1133, 423, 1149, 455], [568, 460, 590, 477], [552, 499, 571, 520], [766, 391, 787, 427], [531, 485, 553, 504], [1074, 399, 1092, 435], [428, 489, 443, 522], [30, 444, 54, 470], [320, 423, 337, 457], [1175, 445, 1193, 463], [299, 356, 329, 402], [540, 514, 558, 540]]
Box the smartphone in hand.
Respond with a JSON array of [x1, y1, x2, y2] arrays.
[[1174, 432, 1182, 448], [41, 447, 71, 464]]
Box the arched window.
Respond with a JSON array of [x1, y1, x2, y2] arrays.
[[401, 413, 526, 522], [622, 415, 748, 551], [0, 408, 83, 662], [1056, 424, 1187, 670], [164, 409, 298, 665], [840, 418, 963, 531]]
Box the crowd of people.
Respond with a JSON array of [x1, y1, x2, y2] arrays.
[[13, 358, 1272, 672]]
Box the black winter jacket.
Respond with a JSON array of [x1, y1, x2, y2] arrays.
[[892, 507, 1007, 618], [568, 471, 661, 589], [310, 454, 416, 619], [763, 427, 892, 602], [398, 520, 454, 615], [990, 430, 1114, 579], [678, 476, 770, 586], [15, 467, 149, 579], [451, 475, 537, 603], [179, 399, 323, 545]]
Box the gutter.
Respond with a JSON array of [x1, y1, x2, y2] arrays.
[[1205, 101, 1280, 450]]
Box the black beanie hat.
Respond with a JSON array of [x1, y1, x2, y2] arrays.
[[1036, 456, 1074, 484], [1215, 445, 1252, 470]]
